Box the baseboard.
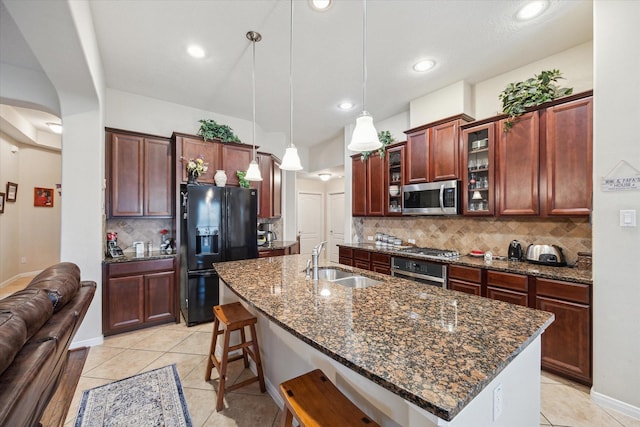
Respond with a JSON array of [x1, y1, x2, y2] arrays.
[[70, 335, 104, 349], [0, 269, 43, 288], [591, 390, 640, 420]]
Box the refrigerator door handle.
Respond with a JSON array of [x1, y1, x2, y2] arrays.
[[188, 270, 218, 277]]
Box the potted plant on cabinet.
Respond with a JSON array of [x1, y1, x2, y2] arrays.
[[197, 119, 241, 143]]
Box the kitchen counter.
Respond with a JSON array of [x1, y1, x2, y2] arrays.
[[214, 254, 554, 422], [102, 251, 176, 264], [258, 240, 297, 251], [338, 243, 592, 285]]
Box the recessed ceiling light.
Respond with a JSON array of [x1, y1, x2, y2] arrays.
[[309, 0, 332, 11], [187, 45, 205, 58], [338, 102, 354, 110], [46, 122, 63, 134], [318, 173, 332, 181], [515, 0, 549, 21], [413, 59, 436, 72]]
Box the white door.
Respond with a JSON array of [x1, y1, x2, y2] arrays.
[[297, 192, 324, 257], [327, 192, 345, 263]]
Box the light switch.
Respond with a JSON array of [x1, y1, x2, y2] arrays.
[[620, 210, 637, 227]]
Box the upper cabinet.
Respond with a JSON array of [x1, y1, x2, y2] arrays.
[[352, 155, 367, 216], [541, 97, 593, 216], [220, 143, 253, 187], [107, 129, 173, 218], [462, 123, 495, 215], [255, 152, 282, 218], [385, 143, 405, 216], [404, 114, 473, 184]]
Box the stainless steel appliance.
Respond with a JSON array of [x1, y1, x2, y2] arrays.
[[525, 244, 566, 267], [106, 232, 124, 258], [391, 257, 447, 287], [402, 179, 461, 215], [399, 247, 460, 260], [508, 240, 524, 261], [180, 185, 258, 326]]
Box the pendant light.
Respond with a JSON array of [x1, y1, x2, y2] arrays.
[[280, 0, 303, 171], [245, 31, 263, 181], [347, 0, 381, 153]]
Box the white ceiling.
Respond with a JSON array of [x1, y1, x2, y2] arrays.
[[1, 0, 592, 150]]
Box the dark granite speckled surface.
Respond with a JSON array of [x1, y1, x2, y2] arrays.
[[102, 252, 176, 264], [339, 243, 592, 285], [258, 240, 297, 251], [214, 254, 554, 421]]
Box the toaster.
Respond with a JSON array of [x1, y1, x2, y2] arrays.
[[525, 244, 566, 267]]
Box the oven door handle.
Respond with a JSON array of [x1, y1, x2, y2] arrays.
[[392, 269, 445, 284], [439, 184, 445, 212]]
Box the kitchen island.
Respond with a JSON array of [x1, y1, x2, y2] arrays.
[[215, 255, 554, 426]]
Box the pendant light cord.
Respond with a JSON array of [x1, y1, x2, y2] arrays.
[[289, 0, 294, 149], [251, 36, 257, 161], [362, 0, 367, 113]]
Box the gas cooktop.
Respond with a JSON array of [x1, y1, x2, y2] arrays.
[[399, 247, 460, 260]]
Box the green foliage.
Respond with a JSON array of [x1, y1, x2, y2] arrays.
[[361, 130, 395, 161], [499, 69, 573, 131], [236, 171, 250, 188], [197, 119, 241, 142]]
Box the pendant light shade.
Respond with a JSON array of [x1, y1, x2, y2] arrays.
[[280, 0, 303, 171], [245, 30, 263, 181], [349, 0, 381, 153]]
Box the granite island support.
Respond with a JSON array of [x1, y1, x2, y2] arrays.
[[215, 255, 554, 426]]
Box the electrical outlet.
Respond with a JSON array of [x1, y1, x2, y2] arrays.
[[367, 236, 374, 241], [20, 257, 27, 264], [408, 239, 416, 244], [493, 383, 503, 421]]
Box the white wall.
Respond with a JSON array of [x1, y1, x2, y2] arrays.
[[375, 110, 410, 144], [592, 1, 640, 416], [409, 80, 473, 127], [0, 134, 22, 282], [474, 41, 593, 121], [308, 134, 343, 173]]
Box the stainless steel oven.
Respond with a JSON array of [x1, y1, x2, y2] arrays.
[[391, 257, 447, 288]]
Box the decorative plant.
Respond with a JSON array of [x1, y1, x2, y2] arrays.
[[361, 130, 395, 161], [499, 69, 573, 131], [185, 157, 208, 177], [197, 119, 241, 143], [236, 171, 250, 189]]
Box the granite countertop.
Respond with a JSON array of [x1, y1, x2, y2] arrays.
[[214, 254, 554, 421], [258, 240, 297, 251], [103, 251, 176, 264], [339, 243, 592, 285]]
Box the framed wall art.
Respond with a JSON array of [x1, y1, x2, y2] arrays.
[[6, 182, 18, 202], [34, 187, 54, 207], [0, 192, 5, 213]]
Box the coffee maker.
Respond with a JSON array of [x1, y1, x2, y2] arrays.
[[106, 232, 124, 258], [261, 223, 277, 245]]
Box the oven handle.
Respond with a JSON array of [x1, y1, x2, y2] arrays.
[[392, 268, 445, 284], [439, 184, 445, 212]]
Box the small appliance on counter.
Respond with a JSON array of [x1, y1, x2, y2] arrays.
[[259, 223, 277, 246], [106, 232, 124, 258], [508, 240, 524, 261], [525, 244, 567, 267]]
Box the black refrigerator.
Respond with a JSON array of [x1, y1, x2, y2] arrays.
[[180, 184, 258, 326]]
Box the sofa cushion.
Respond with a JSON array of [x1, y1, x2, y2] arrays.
[[28, 262, 81, 312], [0, 288, 54, 339], [0, 312, 27, 376]]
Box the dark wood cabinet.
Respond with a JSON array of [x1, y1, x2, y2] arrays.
[[496, 111, 540, 215], [541, 97, 593, 216], [258, 248, 286, 258], [107, 130, 173, 218], [255, 153, 282, 218], [405, 128, 430, 184], [353, 249, 371, 270], [385, 144, 405, 215], [337, 247, 390, 275], [366, 153, 385, 216], [430, 120, 461, 181], [103, 258, 177, 336], [486, 270, 529, 307], [536, 278, 591, 385], [448, 265, 482, 296], [352, 156, 367, 216], [338, 247, 354, 266], [221, 143, 253, 187], [462, 122, 496, 216], [176, 135, 219, 184], [370, 253, 391, 275]]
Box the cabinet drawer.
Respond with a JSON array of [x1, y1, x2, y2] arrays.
[[536, 278, 590, 304], [371, 252, 390, 265], [488, 286, 529, 307], [339, 257, 353, 267], [487, 271, 528, 292], [449, 265, 482, 283], [338, 247, 353, 258], [107, 258, 174, 277], [354, 260, 371, 270], [354, 249, 371, 262], [449, 279, 481, 296], [258, 249, 286, 258]]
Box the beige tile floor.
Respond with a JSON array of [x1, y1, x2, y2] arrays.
[[2, 276, 639, 427]]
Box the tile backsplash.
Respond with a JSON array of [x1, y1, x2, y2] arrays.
[[105, 218, 175, 254], [354, 216, 591, 265]]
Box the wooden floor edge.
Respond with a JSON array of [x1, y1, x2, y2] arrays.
[[40, 347, 90, 427]]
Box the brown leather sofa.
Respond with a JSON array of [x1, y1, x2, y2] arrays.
[[0, 262, 96, 427]]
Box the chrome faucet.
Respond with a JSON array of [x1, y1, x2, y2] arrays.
[[311, 241, 327, 280]]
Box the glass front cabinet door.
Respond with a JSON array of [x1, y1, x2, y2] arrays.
[[385, 143, 405, 216], [462, 123, 495, 215]]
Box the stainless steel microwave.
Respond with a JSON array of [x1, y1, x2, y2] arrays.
[[402, 180, 461, 215]]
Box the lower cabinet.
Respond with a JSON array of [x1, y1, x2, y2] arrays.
[[338, 247, 353, 266], [103, 258, 178, 336], [371, 253, 391, 275], [337, 247, 391, 274], [536, 278, 591, 385], [258, 248, 286, 258], [353, 249, 371, 270], [486, 270, 529, 307], [448, 265, 482, 296]]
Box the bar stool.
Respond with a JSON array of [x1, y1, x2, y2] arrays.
[[279, 369, 380, 427], [205, 302, 266, 411]]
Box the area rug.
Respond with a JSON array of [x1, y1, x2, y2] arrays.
[[74, 364, 192, 427]]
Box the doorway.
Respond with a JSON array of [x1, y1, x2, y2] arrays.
[[297, 192, 324, 257], [327, 192, 345, 263]]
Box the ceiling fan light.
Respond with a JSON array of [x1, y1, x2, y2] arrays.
[[245, 160, 263, 181], [281, 146, 303, 171], [348, 112, 381, 152]]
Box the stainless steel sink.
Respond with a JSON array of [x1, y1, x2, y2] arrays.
[[315, 268, 381, 288]]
